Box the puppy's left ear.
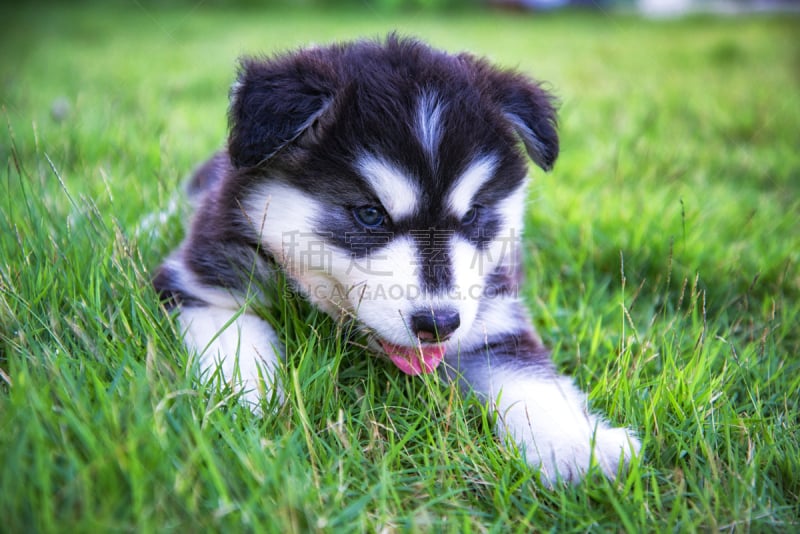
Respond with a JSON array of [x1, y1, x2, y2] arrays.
[[228, 53, 338, 168], [471, 58, 559, 171]]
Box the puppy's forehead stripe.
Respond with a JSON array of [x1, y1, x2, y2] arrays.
[[416, 91, 444, 163], [446, 155, 498, 217], [357, 155, 420, 220]]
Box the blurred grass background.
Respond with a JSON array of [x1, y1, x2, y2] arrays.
[[1, 1, 799, 532]]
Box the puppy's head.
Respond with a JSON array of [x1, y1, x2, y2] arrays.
[[231, 36, 558, 375]]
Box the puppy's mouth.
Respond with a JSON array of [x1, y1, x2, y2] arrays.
[[379, 340, 446, 376]]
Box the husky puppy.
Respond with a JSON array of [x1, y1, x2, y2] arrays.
[[154, 35, 640, 485]]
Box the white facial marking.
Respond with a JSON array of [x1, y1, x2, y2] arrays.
[[416, 91, 444, 163], [477, 179, 526, 274], [240, 178, 525, 350], [335, 235, 420, 345], [446, 155, 497, 217], [242, 181, 319, 259], [496, 179, 528, 234], [446, 236, 486, 329], [357, 154, 419, 221], [242, 182, 350, 318]]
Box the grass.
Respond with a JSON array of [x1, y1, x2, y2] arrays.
[[1, 3, 799, 532]]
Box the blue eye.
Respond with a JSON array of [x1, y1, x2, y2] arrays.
[[461, 206, 480, 225], [353, 206, 386, 228]]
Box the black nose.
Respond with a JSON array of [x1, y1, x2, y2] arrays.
[[411, 308, 461, 342]]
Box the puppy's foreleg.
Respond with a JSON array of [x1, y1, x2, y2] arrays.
[[454, 356, 640, 486], [490, 369, 640, 485], [178, 305, 283, 412]]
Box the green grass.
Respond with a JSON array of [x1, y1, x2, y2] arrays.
[[2, 4, 799, 532]]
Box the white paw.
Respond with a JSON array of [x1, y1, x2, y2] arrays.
[[591, 425, 642, 479], [178, 306, 284, 414], [529, 422, 641, 486], [490, 372, 641, 486]]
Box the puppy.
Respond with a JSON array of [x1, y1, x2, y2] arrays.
[[154, 35, 641, 486]]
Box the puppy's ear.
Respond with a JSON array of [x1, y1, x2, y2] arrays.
[[496, 77, 559, 171], [228, 54, 337, 168], [470, 57, 559, 171]]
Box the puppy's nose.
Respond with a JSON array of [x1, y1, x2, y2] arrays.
[[411, 309, 460, 342]]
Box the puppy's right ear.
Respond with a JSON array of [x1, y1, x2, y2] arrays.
[[228, 54, 337, 168], [462, 54, 559, 172]]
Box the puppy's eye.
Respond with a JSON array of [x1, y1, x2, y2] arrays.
[[353, 206, 386, 228], [461, 205, 480, 225]]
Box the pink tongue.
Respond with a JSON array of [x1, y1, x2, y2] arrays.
[[380, 341, 446, 376]]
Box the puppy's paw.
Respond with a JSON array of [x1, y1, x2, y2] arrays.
[[591, 424, 642, 480], [178, 306, 284, 416], [531, 423, 641, 487], [491, 374, 641, 487]]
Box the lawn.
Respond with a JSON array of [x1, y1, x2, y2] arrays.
[[1, 3, 799, 532]]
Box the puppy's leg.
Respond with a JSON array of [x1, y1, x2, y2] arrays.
[[452, 341, 641, 486], [178, 305, 283, 412], [154, 252, 283, 413]]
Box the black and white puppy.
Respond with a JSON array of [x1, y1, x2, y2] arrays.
[[154, 35, 640, 486]]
